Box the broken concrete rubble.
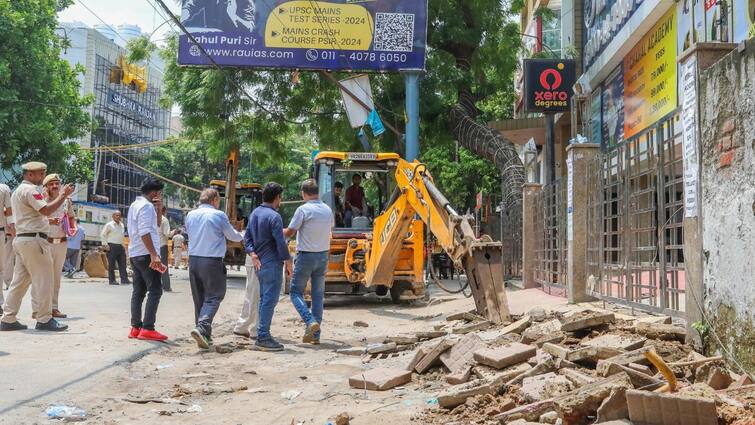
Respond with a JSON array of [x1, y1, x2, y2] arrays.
[[625, 389, 718, 425], [436, 378, 497, 408], [439, 333, 485, 373], [446, 364, 472, 385], [596, 387, 629, 423], [500, 315, 532, 335], [581, 334, 647, 351], [415, 339, 454, 373], [560, 311, 616, 332], [553, 372, 633, 422], [473, 342, 536, 369], [634, 322, 687, 342], [520, 372, 573, 402], [348, 367, 412, 391], [452, 320, 492, 334], [522, 319, 562, 343]]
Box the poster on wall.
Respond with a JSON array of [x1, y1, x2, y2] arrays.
[[178, 0, 428, 72], [680, 56, 699, 218], [733, 0, 755, 41], [624, 8, 677, 139], [705, 0, 732, 42], [589, 89, 602, 145], [678, 0, 696, 52], [602, 67, 624, 149]]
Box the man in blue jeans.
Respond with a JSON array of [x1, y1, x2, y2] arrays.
[[284, 179, 333, 344], [244, 182, 292, 351]]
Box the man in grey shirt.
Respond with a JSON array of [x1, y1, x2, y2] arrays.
[[283, 179, 334, 345]]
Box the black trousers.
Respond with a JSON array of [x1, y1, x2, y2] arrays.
[[189, 256, 227, 338], [130, 255, 163, 330], [160, 245, 171, 291], [107, 243, 129, 284]]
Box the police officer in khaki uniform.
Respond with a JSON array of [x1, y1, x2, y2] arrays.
[[0, 162, 74, 332], [43, 173, 75, 318], [0, 182, 15, 315]]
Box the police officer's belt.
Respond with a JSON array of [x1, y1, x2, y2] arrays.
[[48, 237, 67, 243], [17, 232, 48, 239]]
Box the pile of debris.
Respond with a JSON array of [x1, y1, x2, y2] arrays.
[[345, 307, 755, 425]]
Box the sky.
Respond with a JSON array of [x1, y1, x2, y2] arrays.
[[57, 0, 182, 45]]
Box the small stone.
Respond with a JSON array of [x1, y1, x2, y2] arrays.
[[705, 366, 733, 390], [334, 412, 350, 425], [353, 321, 369, 328], [528, 307, 547, 322], [539, 411, 559, 424]]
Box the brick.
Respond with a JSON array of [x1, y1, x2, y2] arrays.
[[581, 334, 647, 351], [561, 311, 615, 332], [384, 335, 418, 345], [415, 339, 454, 373], [705, 366, 733, 390], [521, 372, 573, 402], [473, 342, 536, 369], [600, 362, 664, 389], [440, 333, 485, 373], [452, 320, 492, 334], [626, 363, 653, 376], [522, 319, 562, 343], [472, 361, 532, 383], [496, 399, 556, 423], [626, 389, 717, 425], [437, 378, 496, 408], [416, 330, 447, 340], [405, 346, 428, 371], [541, 342, 570, 359], [500, 315, 532, 335], [596, 387, 629, 422], [730, 374, 754, 388], [446, 364, 472, 385], [634, 322, 687, 342], [367, 342, 397, 354], [348, 367, 412, 391], [554, 373, 633, 422], [559, 368, 598, 386], [719, 150, 735, 168]]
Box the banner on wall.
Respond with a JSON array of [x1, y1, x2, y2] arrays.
[[602, 67, 624, 149], [680, 56, 699, 218], [178, 0, 428, 72], [705, 0, 732, 41], [623, 8, 677, 139], [733, 0, 755, 41]]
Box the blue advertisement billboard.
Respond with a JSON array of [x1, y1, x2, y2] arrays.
[[178, 0, 428, 72]]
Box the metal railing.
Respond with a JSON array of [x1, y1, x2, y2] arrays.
[[586, 112, 686, 316]]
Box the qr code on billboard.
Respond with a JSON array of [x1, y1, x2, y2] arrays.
[[374, 13, 415, 52]]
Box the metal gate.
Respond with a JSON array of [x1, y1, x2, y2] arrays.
[[586, 112, 686, 316], [534, 179, 568, 296]]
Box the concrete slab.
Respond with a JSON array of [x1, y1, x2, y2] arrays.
[[596, 387, 629, 422], [581, 334, 647, 351], [634, 322, 687, 342], [473, 342, 537, 369], [559, 368, 598, 386], [626, 389, 718, 425], [520, 372, 573, 402], [415, 338, 454, 373], [561, 311, 616, 332], [437, 378, 496, 408], [522, 319, 563, 343], [405, 346, 429, 371], [500, 315, 532, 335], [348, 367, 412, 391]]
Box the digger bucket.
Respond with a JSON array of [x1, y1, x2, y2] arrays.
[[462, 241, 511, 324]]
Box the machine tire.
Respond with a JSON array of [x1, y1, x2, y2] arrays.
[[390, 281, 411, 303], [375, 285, 388, 297]]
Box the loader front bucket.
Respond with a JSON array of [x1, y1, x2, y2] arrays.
[[462, 241, 511, 324]]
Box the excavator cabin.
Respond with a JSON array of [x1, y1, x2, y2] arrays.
[[301, 152, 425, 302]]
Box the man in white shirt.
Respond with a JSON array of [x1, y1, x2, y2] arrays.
[[157, 205, 171, 292], [126, 178, 168, 341], [0, 183, 15, 314], [101, 211, 129, 286]]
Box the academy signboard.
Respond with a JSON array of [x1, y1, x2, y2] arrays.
[[178, 0, 428, 72]]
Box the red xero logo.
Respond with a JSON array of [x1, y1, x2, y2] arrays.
[[539, 68, 562, 90]]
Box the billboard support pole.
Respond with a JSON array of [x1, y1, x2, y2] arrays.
[[404, 71, 421, 161], [545, 113, 555, 184]]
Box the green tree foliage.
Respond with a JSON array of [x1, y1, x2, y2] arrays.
[[151, 0, 521, 213], [0, 0, 92, 182]]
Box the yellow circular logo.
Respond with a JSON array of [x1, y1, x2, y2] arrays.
[[557, 63, 565, 70]]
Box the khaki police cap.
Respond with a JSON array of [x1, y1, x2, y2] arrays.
[[21, 161, 47, 172], [43, 173, 61, 186]]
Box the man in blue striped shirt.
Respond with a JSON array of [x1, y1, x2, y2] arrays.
[[244, 182, 292, 352], [185, 188, 243, 349]]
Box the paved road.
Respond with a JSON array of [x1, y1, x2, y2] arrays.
[[0, 268, 247, 418]]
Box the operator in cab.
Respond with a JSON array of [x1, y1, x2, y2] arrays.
[[344, 174, 367, 227]]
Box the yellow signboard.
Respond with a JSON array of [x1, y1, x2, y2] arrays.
[[623, 8, 677, 138], [265, 1, 374, 51]]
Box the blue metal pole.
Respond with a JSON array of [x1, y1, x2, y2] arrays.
[[404, 71, 420, 161]]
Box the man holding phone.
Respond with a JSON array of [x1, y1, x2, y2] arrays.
[[126, 178, 168, 341]]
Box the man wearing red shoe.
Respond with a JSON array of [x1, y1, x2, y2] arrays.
[[126, 178, 168, 341]]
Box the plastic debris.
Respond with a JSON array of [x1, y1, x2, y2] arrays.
[[46, 405, 87, 422], [281, 390, 302, 401]]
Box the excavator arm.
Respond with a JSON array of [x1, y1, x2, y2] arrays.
[[362, 159, 511, 323]]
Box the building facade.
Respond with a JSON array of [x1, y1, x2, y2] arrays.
[[57, 23, 171, 213]]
